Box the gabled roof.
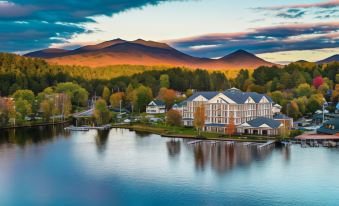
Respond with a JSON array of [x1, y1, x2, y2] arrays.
[[274, 113, 292, 120], [245, 117, 282, 129], [172, 101, 187, 108], [317, 117, 339, 135], [186, 88, 273, 104], [149, 100, 165, 106], [186, 91, 218, 101]]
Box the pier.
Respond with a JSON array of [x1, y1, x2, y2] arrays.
[[65, 124, 111, 131], [257, 140, 275, 150]]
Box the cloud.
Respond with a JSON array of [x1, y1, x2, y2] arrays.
[[257, 0, 339, 19], [169, 22, 339, 58], [263, 0, 339, 10], [0, 0, 181, 52]]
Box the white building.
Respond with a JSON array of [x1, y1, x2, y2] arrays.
[[181, 88, 282, 135], [146, 100, 166, 114]]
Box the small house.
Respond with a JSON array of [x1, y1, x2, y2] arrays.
[[237, 117, 283, 136], [274, 113, 293, 129], [317, 117, 339, 135], [146, 100, 166, 114]]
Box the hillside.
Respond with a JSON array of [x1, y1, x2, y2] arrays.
[[25, 39, 275, 70], [317, 54, 339, 64]]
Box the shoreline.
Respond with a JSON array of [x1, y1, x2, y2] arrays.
[[0, 120, 70, 130], [112, 124, 273, 143]]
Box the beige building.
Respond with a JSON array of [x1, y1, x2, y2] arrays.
[[180, 88, 282, 135]]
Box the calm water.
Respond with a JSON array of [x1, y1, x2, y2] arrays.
[[0, 126, 339, 206]]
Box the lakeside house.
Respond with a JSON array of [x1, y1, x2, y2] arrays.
[[317, 117, 339, 135], [273, 113, 293, 129], [146, 100, 166, 114], [179, 88, 283, 136]]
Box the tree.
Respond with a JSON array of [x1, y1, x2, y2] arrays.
[[312, 76, 324, 89], [0, 98, 9, 125], [160, 74, 170, 88], [110, 92, 125, 108], [133, 85, 153, 113], [288, 100, 301, 119], [12, 89, 35, 105], [194, 103, 205, 135], [157, 88, 177, 108], [15, 99, 32, 121], [225, 114, 235, 136], [294, 83, 313, 97], [166, 109, 182, 126], [102, 86, 110, 103], [54, 93, 72, 119], [55, 82, 89, 106], [185, 89, 193, 98], [269, 91, 284, 105], [40, 99, 53, 122], [307, 94, 324, 113], [93, 99, 111, 125]]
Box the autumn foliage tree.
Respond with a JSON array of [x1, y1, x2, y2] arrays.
[[194, 103, 205, 135], [166, 109, 182, 126], [157, 88, 177, 108], [312, 76, 324, 89], [110, 92, 125, 108], [225, 113, 235, 136]]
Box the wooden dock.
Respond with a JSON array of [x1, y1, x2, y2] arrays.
[[257, 140, 275, 150], [65, 124, 111, 131], [187, 140, 203, 145]]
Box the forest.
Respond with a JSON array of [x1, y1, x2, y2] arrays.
[[0, 52, 338, 125]]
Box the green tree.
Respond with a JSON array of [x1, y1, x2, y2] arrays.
[[160, 74, 170, 88], [12, 89, 35, 105], [294, 83, 313, 97], [102, 86, 110, 103], [93, 99, 111, 125], [133, 85, 153, 113], [55, 82, 89, 106], [15, 99, 32, 121]]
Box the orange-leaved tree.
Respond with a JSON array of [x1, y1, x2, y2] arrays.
[[194, 103, 205, 135], [225, 113, 235, 137], [166, 109, 182, 126]]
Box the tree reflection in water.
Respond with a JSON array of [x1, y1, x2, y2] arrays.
[[95, 130, 110, 154], [185, 141, 275, 174], [166, 139, 181, 158], [0, 124, 70, 148]]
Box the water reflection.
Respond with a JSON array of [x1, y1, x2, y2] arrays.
[[0, 124, 70, 148], [185, 141, 275, 174], [95, 130, 110, 154], [166, 139, 181, 157]]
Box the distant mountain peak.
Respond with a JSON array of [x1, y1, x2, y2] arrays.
[[24, 40, 275, 69], [317, 54, 339, 64]]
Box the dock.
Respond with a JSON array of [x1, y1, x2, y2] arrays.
[[187, 140, 203, 145], [65, 124, 111, 131], [257, 140, 275, 150]]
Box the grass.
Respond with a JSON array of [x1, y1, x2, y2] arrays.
[[114, 123, 276, 142]]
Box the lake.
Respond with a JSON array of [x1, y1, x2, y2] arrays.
[[0, 125, 339, 206]]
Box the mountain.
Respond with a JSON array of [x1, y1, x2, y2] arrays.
[[316, 54, 339, 64], [24, 39, 275, 70], [217, 49, 273, 68], [25, 48, 69, 58]]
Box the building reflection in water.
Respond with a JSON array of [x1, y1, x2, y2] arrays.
[[166, 139, 181, 158], [0, 124, 70, 148], [184, 140, 275, 174]]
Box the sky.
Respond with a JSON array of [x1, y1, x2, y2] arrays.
[[0, 0, 338, 63]]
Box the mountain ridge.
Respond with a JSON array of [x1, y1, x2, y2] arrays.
[[24, 39, 276, 70]]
